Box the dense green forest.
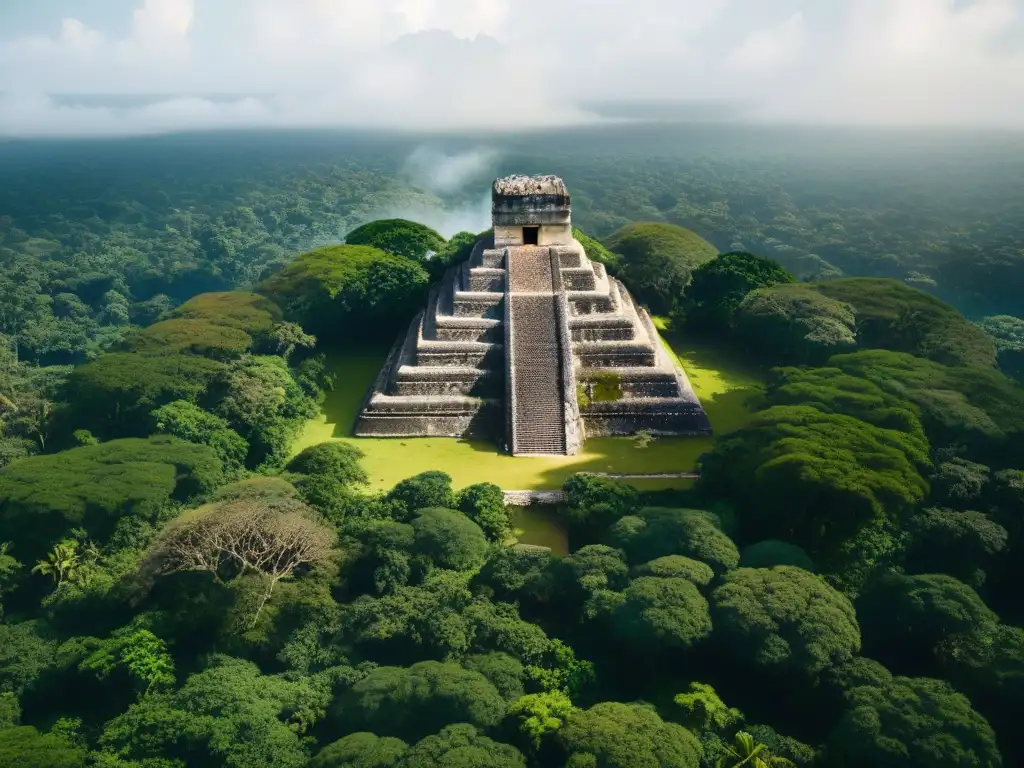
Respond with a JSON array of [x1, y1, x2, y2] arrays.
[[1, 126, 1023, 767]]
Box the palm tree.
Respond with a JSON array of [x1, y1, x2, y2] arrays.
[[32, 541, 80, 586], [717, 732, 797, 768]]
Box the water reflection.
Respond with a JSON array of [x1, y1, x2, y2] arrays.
[[509, 505, 569, 556]]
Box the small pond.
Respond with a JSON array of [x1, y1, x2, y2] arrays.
[[509, 505, 569, 556]]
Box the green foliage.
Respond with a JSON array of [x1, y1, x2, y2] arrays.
[[0, 725, 87, 768], [213, 476, 299, 501], [680, 251, 795, 333], [0, 436, 220, 558], [168, 291, 282, 332], [396, 724, 526, 768], [63, 353, 225, 438], [761, 365, 926, 439], [462, 652, 526, 702], [603, 222, 718, 314], [827, 676, 1002, 767], [828, 349, 1024, 461], [674, 682, 743, 735], [143, 496, 335, 631], [524, 638, 596, 699], [979, 315, 1024, 379], [735, 284, 857, 365], [710, 566, 861, 677], [634, 555, 715, 586], [0, 620, 57, 696], [743, 725, 816, 767], [71, 430, 97, 446], [127, 318, 254, 360], [558, 701, 702, 768], [31, 540, 83, 586], [473, 545, 555, 606], [717, 730, 798, 767], [345, 219, 446, 264], [509, 690, 575, 749], [258, 244, 429, 338], [338, 571, 475, 661], [857, 572, 1000, 675], [930, 458, 991, 509], [99, 655, 329, 768], [76, 627, 175, 696], [309, 732, 409, 768], [287, 442, 368, 487], [334, 661, 506, 743], [428, 231, 481, 280], [698, 405, 928, 572], [0, 541, 22, 609], [412, 508, 489, 573], [613, 576, 712, 651], [387, 471, 456, 519], [607, 508, 739, 574], [573, 228, 622, 272], [560, 545, 630, 605], [213, 355, 319, 469], [739, 541, 816, 572], [812, 277, 997, 369], [903, 508, 1007, 587], [287, 442, 368, 517], [152, 400, 249, 475], [562, 475, 639, 538], [456, 483, 510, 543], [0, 692, 19, 729]]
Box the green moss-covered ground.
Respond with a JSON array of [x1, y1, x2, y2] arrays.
[[292, 322, 762, 492]]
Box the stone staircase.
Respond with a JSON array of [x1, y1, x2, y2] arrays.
[[509, 294, 566, 455], [506, 247, 568, 456], [353, 235, 505, 438]]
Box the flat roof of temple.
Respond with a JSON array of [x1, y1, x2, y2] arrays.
[[492, 174, 568, 197]]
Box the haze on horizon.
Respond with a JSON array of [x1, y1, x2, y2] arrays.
[[1, 0, 1023, 137]]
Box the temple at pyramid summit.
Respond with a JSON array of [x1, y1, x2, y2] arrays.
[[354, 174, 712, 456]]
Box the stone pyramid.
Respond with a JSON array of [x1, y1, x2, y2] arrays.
[[354, 174, 712, 455]]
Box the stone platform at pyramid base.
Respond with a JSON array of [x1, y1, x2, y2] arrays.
[[353, 399, 502, 438], [581, 402, 713, 437], [353, 398, 710, 441]]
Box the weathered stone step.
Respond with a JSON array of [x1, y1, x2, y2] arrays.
[[452, 291, 503, 319], [575, 341, 657, 368], [415, 340, 502, 368], [467, 268, 505, 292], [393, 366, 502, 397], [478, 248, 507, 268]]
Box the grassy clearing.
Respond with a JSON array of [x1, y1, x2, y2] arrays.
[[293, 323, 762, 492]]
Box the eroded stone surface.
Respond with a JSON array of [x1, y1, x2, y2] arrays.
[[493, 174, 568, 197]]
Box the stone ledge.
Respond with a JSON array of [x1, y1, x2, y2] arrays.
[[503, 490, 567, 506]]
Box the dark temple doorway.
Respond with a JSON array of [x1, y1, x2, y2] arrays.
[[523, 226, 539, 245]]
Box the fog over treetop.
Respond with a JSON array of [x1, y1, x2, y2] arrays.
[[1, 0, 1023, 136]]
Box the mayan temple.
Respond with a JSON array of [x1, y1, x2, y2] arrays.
[[354, 174, 712, 455]]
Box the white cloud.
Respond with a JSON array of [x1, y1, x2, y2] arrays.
[[0, 0, 1022, 134], [757, 0, 1024, 126], [402, 146, 501, 194], [728, 12, 805, 74], [131, 0, 194, 43]]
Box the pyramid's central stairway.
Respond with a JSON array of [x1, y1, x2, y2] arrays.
[[507, 247, 567, 455], [355, 174, 712, 456]]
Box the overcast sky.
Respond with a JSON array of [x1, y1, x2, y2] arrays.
[[1, 0, 1022, 136]]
